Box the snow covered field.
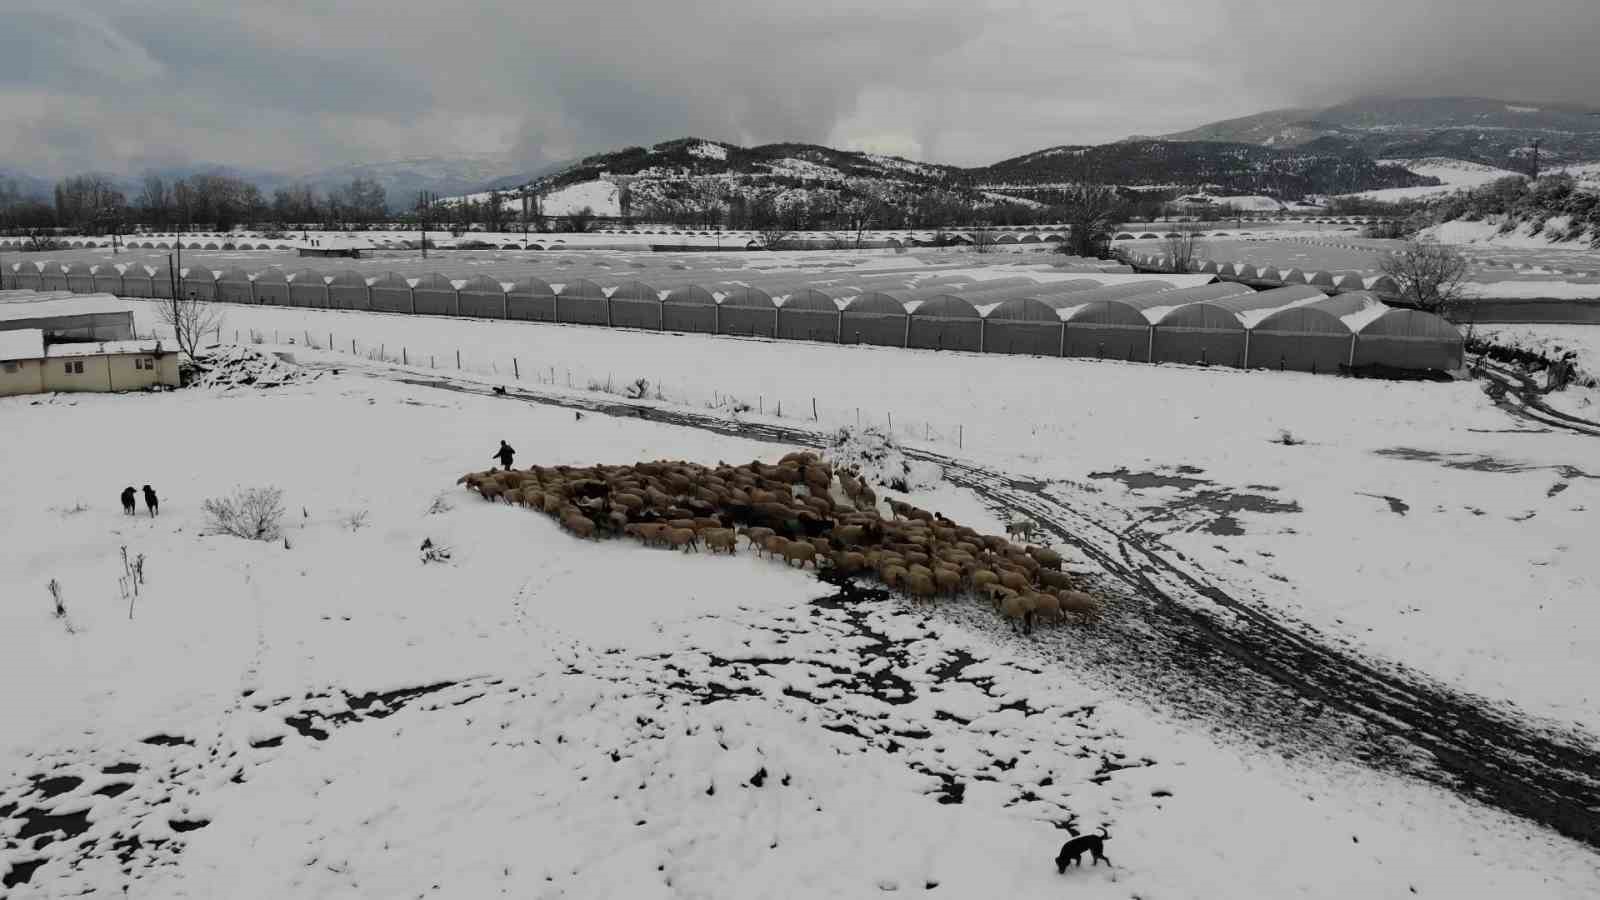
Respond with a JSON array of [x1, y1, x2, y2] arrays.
[[1343, 158, 1522, 203], [4, 358, 1599, 897], [101, 299, 1600, 735]]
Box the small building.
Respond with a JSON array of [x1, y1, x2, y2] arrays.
[[0, 329, 181, 396]]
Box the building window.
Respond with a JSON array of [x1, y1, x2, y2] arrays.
[[2, 362, 17, 373], [63, 361, 84, 374]]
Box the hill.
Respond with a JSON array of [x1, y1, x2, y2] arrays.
[[481, 135, 1428, 222], [1163, 97, 1600, 170], [971, 138, 1436, 199]]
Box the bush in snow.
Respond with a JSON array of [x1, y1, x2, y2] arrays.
[[624, 377, 651, 400], [825, 426, 941, 494], [1272, 429, 1305, 446], [203, 487, 286, 541]]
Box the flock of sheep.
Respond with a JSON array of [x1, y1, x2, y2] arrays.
[[457, 451, 1103, 633]]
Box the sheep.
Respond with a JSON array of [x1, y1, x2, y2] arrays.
[[666, 528, 699, 552], [905, 571, 938, 605], [782, 541, 818, 569], [881, 564, 909, 590], [562, 514, 596, 540], [1058, 590, 1102, 624], [998, 569, 1031, 593], [1027, 546, 1063, 571], [933, 566, 961, 597], [830, 550, 866, 574], [1000, 592, 1036, 634], [763, 535, 791, 559], [1031, 590, 1063, 626], [702, 528, 738, 554], [1037, 569, 1074, 591], [970, 568, 999, 595], [739, 526, 775, 552], [477, 481, 507, 503]]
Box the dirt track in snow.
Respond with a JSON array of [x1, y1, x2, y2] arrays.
[[322, 360, 1600, 851]]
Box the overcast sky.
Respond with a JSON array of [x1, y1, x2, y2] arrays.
[[3, 0, 1596, 177]]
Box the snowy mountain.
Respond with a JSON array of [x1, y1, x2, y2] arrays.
[[973, 139, 1437, 199], [474, 135, 1426, 215], [1162, 97, 1600, 170]]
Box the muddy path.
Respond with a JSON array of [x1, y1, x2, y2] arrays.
[[326, 361, 1600, 849], [1474, 357, 1600, 438]]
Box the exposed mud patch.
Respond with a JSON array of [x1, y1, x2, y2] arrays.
[[1358, 492, 1410, 515]]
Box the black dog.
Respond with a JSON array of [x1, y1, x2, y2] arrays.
[[1055, 826, 1111, 872], [120, 486, 137, 516]]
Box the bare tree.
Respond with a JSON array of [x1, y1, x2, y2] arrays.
[[1380, 239, 1470, 316], [1162, 224, 1205, 273], [563, 205, 595, 234], [158, 292, 224, 363], [970, 227, 997, 254], [1058, 182, 1125, 258]]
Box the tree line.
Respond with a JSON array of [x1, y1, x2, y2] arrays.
[[0, 173, 392, 234]]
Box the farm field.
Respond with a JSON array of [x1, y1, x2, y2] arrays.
[[3, 349, 1599, 897], [108, 298, 1600, 735]]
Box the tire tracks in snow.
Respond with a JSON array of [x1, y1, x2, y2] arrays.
[[324, 360, 1600, 849], [1474, 358, 1600, 437]]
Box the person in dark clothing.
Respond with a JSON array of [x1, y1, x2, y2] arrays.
[[120, 486, 137, 516], [493, 440, 515, 471], [142, 485, 159, 517]]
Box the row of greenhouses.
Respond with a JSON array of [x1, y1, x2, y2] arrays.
[[3, 260, 1463, 373]]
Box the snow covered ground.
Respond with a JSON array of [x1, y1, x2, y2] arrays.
[[4, 357, 1599, 897], [1343, 158, 1521, 202], [98, 299, 1600, 736]]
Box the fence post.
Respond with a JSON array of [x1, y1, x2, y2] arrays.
[[456, 349, 461, 369], [812, 397, 817, 421], [351, 338, 356, 355], [514, 357, 520, 380], [403, 347, 408, 365], [328, 333, 333, 351], [958, 424, 963, 449]]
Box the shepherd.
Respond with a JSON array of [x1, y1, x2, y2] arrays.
[[493, 440, 516, 471]]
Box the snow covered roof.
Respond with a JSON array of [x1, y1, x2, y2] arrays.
[[0, 328, 45, 362], [44, 339, 175, 358], [0, 294, 135, 321]]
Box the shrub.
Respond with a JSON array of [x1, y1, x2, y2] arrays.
[[203, 487, 285, 541], [1272, 429, 1305, 446], [624, 377, 651, 400]]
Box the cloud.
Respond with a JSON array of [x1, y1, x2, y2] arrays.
[[3, 0, 1595, 179]]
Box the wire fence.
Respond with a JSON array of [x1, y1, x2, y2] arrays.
[[140, 321, 974, 451]]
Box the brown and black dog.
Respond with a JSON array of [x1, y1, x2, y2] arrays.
[[1055, 826, 1111, 872]]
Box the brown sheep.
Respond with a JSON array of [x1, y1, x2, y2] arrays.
[[881, 564, 909, 590], [739, 526, 775, 552], [1000, 592, 1036, 634], [1037, 569, 1074, 591], [1027, 546, 1063, 571], [562, 514, 596, 540], [477, 481, 507, 503], [666, 528, 699, 552], [933, 567, 961, 597], [970, 569, 999, 595], [998, 569, 1031, 593], [782, 541, 818, 569], [542, 494, 565, 516], [905, 571, 938, 605], [1030, 590, 1063, 626], [763, 535, 791, 559], [830, 550, 866, 574], [702, 528, 737, 554], [1058, 590, 1102, 624]]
